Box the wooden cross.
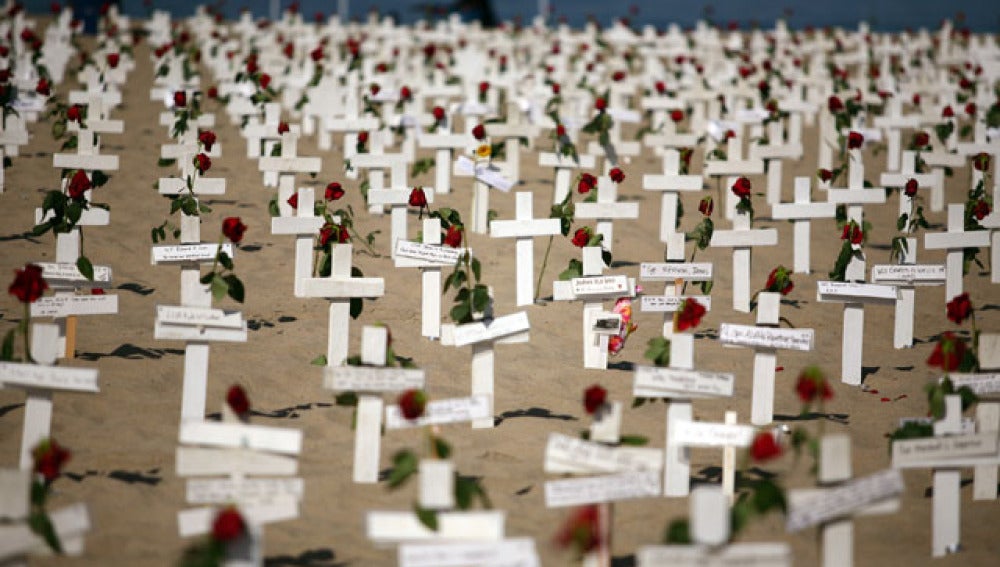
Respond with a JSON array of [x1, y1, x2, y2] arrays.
[[270, 187, 328, 297], [719, 293, 815, 424], [641, 149, 704, 251], [708, 211, 778, 312], [538, 151, 597, 204], [0, 324, 99, 469], [703, 132, 764, 179], [453, 148, 516, 234], [366, 168, 435, 258], [949, 334, 1000, 501], [816, 281, 898, 385], [394, 218, 464, 339], [771, 177, 838, 274], [0, 468, 90, 560], [324, 325, 425, 483], [159, 143, 227, 197], [574, 176, 640, 254], [489, 192, 562, 306], [924, 204, 991, 301], [241, 102, 282, 160], [873, 96, 921, 173]]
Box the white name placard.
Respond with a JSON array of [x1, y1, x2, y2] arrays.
[[949, 373, 1000, 396], [870, 264, 946, 284], [30, 294, 118, 318], [786, 469, 904, 532], [456, 156, 516, 191], [671, 421, 755, 448], [157, 305, 244, 329], [817, 281, 897, 301], [186, 478, 304, 505], [399, 538, 540, 567], [544, 433, 663, 474], [395, 240, 463, 266], [152, 243, 234, 263], [633, 366, 735, 398], [640, 263, 713, 281], [899, 416, 975, 434], [608, 108, 642, 123], [545, 471, 661, 507], [38, 262, 112, 284], [385, 395, 492, 429], [893, 432, 1000, 468], [571, 275, 630, 296], [718, 324, 814, 351], [324, 365, 425, 392], [0, 362, 99, 393], [640, 295, 712, 313], [179, 421, 302, 455], [637, 543, 791, 567], [452, 312, 530, 347]]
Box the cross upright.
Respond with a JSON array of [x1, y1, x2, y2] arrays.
[[873, 96, 921, 173], [270, 187, 329, 297], [924, 204, 991, 300], [826, 147, 887, 281], [418, 130, 470, 195], [642, 149, 704, 245], [538, 151, 597, 204], [748, 119, 803, 205], [880, 151, 944, 216], [484, 100, 535, 181], [771, 177, 838, 274], [257, 128, 322, 212], [702, 132, 765, 179], [708, 210, 778, 312], [816, 281, 898, 385], [489, 192, 562, 306], [394, 218, 465, 338]]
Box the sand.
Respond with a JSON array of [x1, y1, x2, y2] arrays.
[[1, 39, 998, 566]]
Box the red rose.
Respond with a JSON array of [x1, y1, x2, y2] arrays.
[[207, 86, 219, 99], [173, 91, 186, 108], [941, 105, 954, 118], [554, 505, 601, 553], [912, 93, 921, 105], [972, 199, 991, 220], [817, 169, 833, 182], [67, 169, 91, 199], [675, 298, 706, 331], [212, 507, 246, 542], [903, 178, 919, 197], [966, 102, 977, 116], [66, 104, 82, 122], [551, 83, 561, 95], [369, 82, 381, 95], [847, 131, 864, 150], [927, 332, 968, 372], [571, 227, 591, 247], [670, 109, 684, 123], [283, 42, 294, 59], [106, 52, 120, 68], [946, 293, 973, 325], [318, 224, 335, 246], [478, 81, 489, 94], [583, 385, 607, 415], [9, 264, 48, 303], [723, 129, 735, 141], [432, 106, 445, 121], [398, 389, 427, 420], [226, 385, 251, 419], [311, 46, 323, 61], [594, 97, 607, 111], [750, 431, 783, 462], [287, 193, 299, 209], [556, 124, 566, 137], [222, 217, 247, 243], [357, 131, 369, 145], [609, 168, 625, 184], [972, 152, 991, 172], [471, 124, 486, 140], [443, 225, 462, 248], [913, 132, 929, 148], [612, 70, 626, 82], [198, 130, 216, 152], [577, 173, 596, 194], [731, 176, 752, 199], [277, 121, 289, 135], [408, 187, 427, 207], [193, 153, 211, 174], [765, 266, 793, 295], [828, 96, 844, 113], [31, 438, 70, 483], [399, 86, 412, 101], [258, 73, 271, 90], [34, 78, 50, 97], [325, 182, 344, 201], [655, 81, 666, 94], [698, 196, 713, 216], [795, 366, 832, 404], [841, 223, 863, 245]]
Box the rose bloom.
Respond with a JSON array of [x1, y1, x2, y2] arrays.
[[194, 153, 211, 174], [397, 389, 427, 420], [577, 173, 597, 194], [827, 96, 844, 113], [106, 52, 120, 68], [913, 131, 930, 148], [904, 178, 919, 197], [765, 266, 794, 295], [655, 81, 666, 94], [471, 124, 486, 140], [583, 384, 607, 415], [731, 176, 752, 199], [594, 97, 607, 111], [32, 438, 70, 483], [817, 168, 833, 182], [277, 121, 289, 134], [400, 86, 412, 101], [357, 131, 369, 145], [554, 505, 601, 554], [966, 102, 977, 116], [670, 109, 684, 123], [310, 46, 323, 61], [198, 130, 216, 152], [408, 187, 427, 207], [66, 104, 82, 122], [612, 70, 626, 81], [212, 507, 246, 542], [571, 227, 591, 248], [369, 83, 380, 95], [972, 199, 991, 221], [9, 264, 48, 303], [941, 105, 954, 118], [222, 217, 247, 243], [35, 78, 50, 96], [226, 385, 251, 419], [173, 90, 186, 107], [325, 182, 344, 201], [841, 223, 863, 245], [67, 169, 92, 199], [675, 298, 706, 331], [927, 332, 967, 372], [972, 152, 990, 172], [912, 93, 921, 105], [847, 131, 864, 149], [258, 73, 271, 89], [750, 431, 783, 462], [551, 82, 561, 95], [698, 196, 713, 216], [795, 366, 832, 404], [432, 106, 446, 121], [608, 167, 625, 183], [443, 225, 462, 248], [478, 81, 489, 93], [286, 193, 299, 209], [206, 86, 218, 99], [556, 124, 566, 137], [946, 292, 973, 325]]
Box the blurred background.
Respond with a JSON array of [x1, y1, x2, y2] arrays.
[[19, 0, 1000, 32]]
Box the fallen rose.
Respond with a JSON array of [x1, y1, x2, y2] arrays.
[[795, 366, 833, 404], [583, 385, 607, 415], [226, 385, 251, 419]]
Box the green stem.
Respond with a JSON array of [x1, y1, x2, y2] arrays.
[[534, 235, 554, 301], [22, 302, 32, 363]]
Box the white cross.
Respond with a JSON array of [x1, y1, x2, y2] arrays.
[[816, 281, 898, 385], [826, 148, 887, 281], [873, 97, 921, 173], [418, 132, 469, 195], [924, 204, 991, 300], [257, 129, 322, 210], [574, 176, 639, 254], [748, 120, 803, 205], [638, 262, 713, 337], [880, 151, 944, 216], [394, 218, 464, 339], [489, 192, 562, 306], [641, 150, 704, 249], [703, 133, 764, 179], [771, 177, 837, 274], [708, 211, 778, 312], [484, 101, 535, 181], [538, 151, 597, 204]]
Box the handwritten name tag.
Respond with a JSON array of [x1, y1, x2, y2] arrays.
[[949, 373, 1000, 395], [152, 243, 234, 263], [719, 324, 814, 351], [571, 275, 630, 296], [324, 365, 425, 392], [640, 263, 713, 281], [786, 469, 904, 532], [38, 262, 112, 283], [385, 395, 491, 429], [870, 264, 946, 283], [455, 156, 516, 191], [544, 471, 661, 507], [544, 433, 663, 474], [31, 294, 118, 318], [817, 281, 898, 300], [671, 421, 755, 448], [0, 362, 99, 392], [640, 295, 712, 313], [633, 366, 735, 398], [893, 433, 999, 468], [395, 240, 463, 265]]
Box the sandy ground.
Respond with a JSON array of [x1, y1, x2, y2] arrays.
[[0, 39, 998, 567]]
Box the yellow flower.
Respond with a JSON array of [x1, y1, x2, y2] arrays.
[[475, 144, 492, 158]]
